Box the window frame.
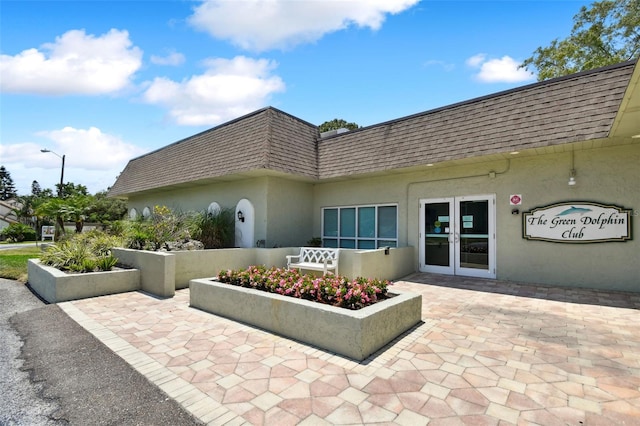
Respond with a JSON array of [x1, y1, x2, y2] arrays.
[[321, 204, 398, 249]]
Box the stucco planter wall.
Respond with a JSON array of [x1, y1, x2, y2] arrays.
[[112, 248, 175, 297], [339, 247, 415, 281], [28, 259, 140, 303], [113, 246, 416, 297], [173, 248, 298, 289], [190, 278, 422, 361], [114, 247, 300, 293]]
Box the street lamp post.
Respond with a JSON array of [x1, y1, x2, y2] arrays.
[[41, 149, 66, 240], [40, 149, 65, 197]]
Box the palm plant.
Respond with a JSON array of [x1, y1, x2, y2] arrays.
[[35, 198, 67, 240]]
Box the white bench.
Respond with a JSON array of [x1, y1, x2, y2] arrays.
[[286, 247, 340, 276], [41, 225, 55, 241]]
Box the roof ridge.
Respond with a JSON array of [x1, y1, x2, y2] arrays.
[[127, 107, 277, 162], [319, 59, 638, 141], [127, 106, 321, 163]]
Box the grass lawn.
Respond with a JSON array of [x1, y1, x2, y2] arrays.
[[0, 246, 42, 282]]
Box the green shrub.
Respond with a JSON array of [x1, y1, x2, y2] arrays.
[[96, 255, 118, 271], [1, 223, 37, 242], [148, 205, 191, 249], [86, 232, 123, 257], [124, 220, 153, 250], [40, 231, 120, 273], [123, 206, 196, 251], [106, 220, 127, 237], [67, 258, 97, 273], [190, 208, 235, 249]]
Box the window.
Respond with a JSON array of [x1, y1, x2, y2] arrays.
[[207, 202, 221, 214], [322, 205, 397, 249]]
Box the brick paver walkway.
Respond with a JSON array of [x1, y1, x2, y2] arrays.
[[59, 274, 640, 425]]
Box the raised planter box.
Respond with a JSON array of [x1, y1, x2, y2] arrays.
[[112, 248, 175, 297], [28, 259, 140, 303], [189, 278, 422, 361]]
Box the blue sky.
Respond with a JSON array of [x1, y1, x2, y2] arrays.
[[1, 0, 591, 195]]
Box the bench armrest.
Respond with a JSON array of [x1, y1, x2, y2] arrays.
[[286, 255, 300, 268]]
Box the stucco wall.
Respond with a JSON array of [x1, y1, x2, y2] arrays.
[[313, 143, 640, 292], [339, 247, 415, 281], [28, 259, 140, 303], [173, 247, 408, 288], [126, 177, 269, 246], [264, 177, 314, 247], [113, 248, 175, 297], [125, 176, 313, 248], [173, 247, 298, 288], [190, 279, 422, 360], [122, 143, 638, 291], [493, 144, 639, 292]]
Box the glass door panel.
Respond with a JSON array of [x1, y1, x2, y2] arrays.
[[458, 200, 489, 270], [421, 199, 454, 274], [420, 195, 495, 278]]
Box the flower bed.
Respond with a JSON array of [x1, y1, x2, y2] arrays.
[[217, 265, 390, 310], [190, 268, 422, 360]]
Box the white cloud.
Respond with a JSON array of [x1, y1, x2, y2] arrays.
[[142, 56, 285, 126], [0, 29, 142, 95], [36, 127, 146, 170], [0, 127, 147, 194], [466, 54, 535, 83], [423, 59, 455, 72], [465, 53, 486, 68], [188, 0, 420, 51], [150, 51, 185, 66]]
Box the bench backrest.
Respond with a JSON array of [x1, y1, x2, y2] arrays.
[[300, 247, 339, 263]]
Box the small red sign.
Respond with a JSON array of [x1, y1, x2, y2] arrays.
[[510, 194, 522, 205]]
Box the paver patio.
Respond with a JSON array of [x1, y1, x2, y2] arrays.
[[59, 273, 640, 425]]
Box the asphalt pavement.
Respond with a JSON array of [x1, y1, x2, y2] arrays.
[[0, 278, 204, 426], [1, 278, 59, 425]]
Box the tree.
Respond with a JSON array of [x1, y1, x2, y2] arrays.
[[31, 180, 42, 196], [318, 119, 360, 133], [36, 195, 94, 235], [0, 166, 17, 200], [35, 198, 67, 239], [87, 190, 127, 224], [522, 0, 640, 81], [58, 182, 88, 198], [60, 195, 93, 233], [13, 193, 51, 240]]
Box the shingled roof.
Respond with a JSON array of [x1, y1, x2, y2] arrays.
[[109, 108, 319, 197], [318, 60, 637, 179], [109, 60, 637, 198]]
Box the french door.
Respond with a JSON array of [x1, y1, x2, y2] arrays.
[[419, 195, 496, 278]]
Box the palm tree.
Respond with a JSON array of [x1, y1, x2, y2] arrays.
[[35, 198, 67, 240]]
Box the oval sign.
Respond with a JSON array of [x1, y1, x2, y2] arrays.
[[523, 202, 632, 243]]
